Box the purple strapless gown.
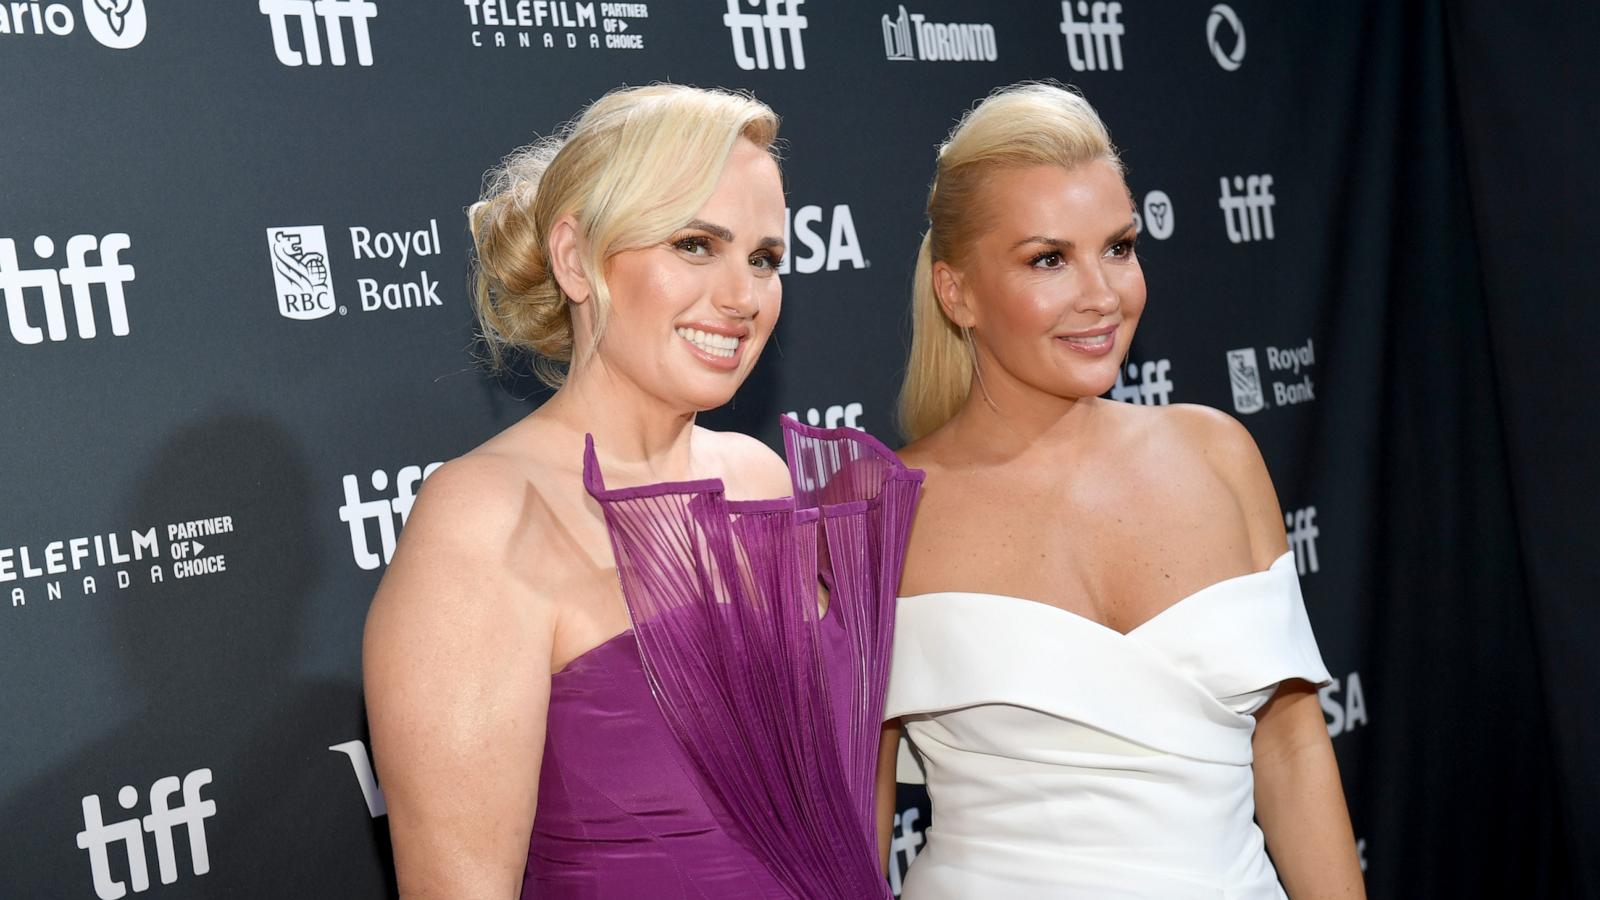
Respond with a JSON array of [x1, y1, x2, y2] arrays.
[[521, 419, 923, 900]]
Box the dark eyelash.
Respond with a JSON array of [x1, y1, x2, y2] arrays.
[[1029, 250, 1061, 266]]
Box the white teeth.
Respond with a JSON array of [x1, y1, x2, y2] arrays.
[[676, 327, 739, 358], [1063, 333, 1111, 346]]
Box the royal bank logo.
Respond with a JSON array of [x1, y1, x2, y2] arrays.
[[1, 233, 135, 345], [1226, 347, 1265, 414], [781, 204, 866, 274], [1226, 339, 1317, 413], [1206, 4, 1244, 71], [260, 0, 377, 67], [1218, 174, 1275, 243], [462, 1, 652, 51], [0, 0, 146, 47], [1137, 189, 1174, 240], [77, 768, 217, 900], [267, 227, 335, 321], [339, 463, 442, 570], [1110, 357, 1174, 405], [881, 6, 996, 63], [1059, 1, 1124, 72], [266, 219, 446, 319], [724, 0, 806, 71]]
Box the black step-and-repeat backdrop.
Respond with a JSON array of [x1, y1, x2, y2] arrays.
[[1, 2, 1582, 898]]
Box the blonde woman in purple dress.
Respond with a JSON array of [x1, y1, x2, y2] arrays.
[[365, 85, 919, 899]]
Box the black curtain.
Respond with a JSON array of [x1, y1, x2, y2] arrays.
[[1445, 1, 1600, 896]]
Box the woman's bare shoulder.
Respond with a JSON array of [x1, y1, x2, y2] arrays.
[[697, 425, 791, 500]]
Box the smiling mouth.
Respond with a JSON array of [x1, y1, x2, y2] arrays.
[[676, 326, 739, 358], [1059, 333, 1113, 349]]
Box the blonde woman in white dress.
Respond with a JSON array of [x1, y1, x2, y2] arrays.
[[874, 83, 1366, 900]]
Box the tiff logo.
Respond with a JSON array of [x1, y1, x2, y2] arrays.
[[1, 233, 135, 345], [1218, 174, 1276, 243], [888, 806, 925, 896], [1110, 358, 1174, 405], [1285, 505, 1320, 575], [260, 0, 378, 67], [785, 402, 863, 430], [1060, 1, 1124, 72], [723, 0, 806, 71], [76, 768, 217, 900], [339, 463, 442, 570]]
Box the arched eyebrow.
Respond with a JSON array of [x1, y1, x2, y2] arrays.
[[683, 218, 735, 242], [684, 218, 784, 251], [1009, 221, 1138, 251]]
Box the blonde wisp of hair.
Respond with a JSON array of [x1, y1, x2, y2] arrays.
[[469, 84, 780, 387], [897, 82, 1122, 441]]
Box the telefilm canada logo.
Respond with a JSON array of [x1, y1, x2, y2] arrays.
[[1225, 338, 1316, 414], [724, 0, 806, 71], [462, 1, 652, 51], [881, 5, 996, 63], [265, 219, 447, 320], [3, 515, 238, 610], [1059, 1, 1124, 72], [260, 0, 377, 67], [0, 0, 147, 48], [76, 767, 218, 899], [1, 233, 136, 345]]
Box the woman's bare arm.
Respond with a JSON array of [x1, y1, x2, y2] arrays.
[[364, 458, 557, 899], [1196, 407, 1365, 899], [875, 720, 902, 872]]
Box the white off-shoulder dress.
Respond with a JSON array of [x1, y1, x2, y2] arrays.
[[885, 552, 1332, 900]]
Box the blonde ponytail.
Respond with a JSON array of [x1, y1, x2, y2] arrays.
[[896, 81, 1122, 440], [898, 231, 972, 441]]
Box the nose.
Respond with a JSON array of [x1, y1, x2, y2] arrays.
[[1074, 261, 1120, 316], [714, 260, 762, 320]]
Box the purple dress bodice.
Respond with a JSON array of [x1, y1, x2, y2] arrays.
[[524, 614, 853, 898], [520, 420, 922, 899]]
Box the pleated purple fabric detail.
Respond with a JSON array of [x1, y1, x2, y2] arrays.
[[578, 418, 923, 899]]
